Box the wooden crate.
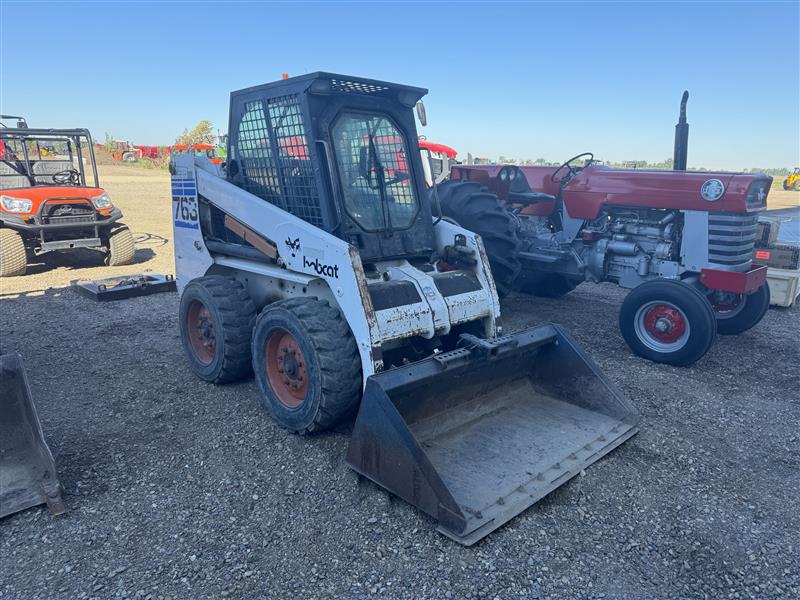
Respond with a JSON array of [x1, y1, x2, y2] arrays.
[[767, 267, 800, 308]]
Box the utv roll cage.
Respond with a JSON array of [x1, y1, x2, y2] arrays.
[[0, 127, 100, 189]]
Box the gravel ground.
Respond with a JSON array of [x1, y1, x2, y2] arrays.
[[1, 165, 799, 599]]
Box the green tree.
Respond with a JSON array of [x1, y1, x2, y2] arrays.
[[104, 132, 114, 153], [176, 120, 215, 146]]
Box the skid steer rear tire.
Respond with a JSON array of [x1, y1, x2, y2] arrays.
[[434, 180, 522, 295], [179, 276, 256, 383], [0, 229, 27, 277], [251, 298, 362, 434], [619, 279, 716, 367], [105, 225, 136, 266]]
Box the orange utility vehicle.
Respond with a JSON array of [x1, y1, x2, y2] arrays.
[[0, 116, 134, 276]]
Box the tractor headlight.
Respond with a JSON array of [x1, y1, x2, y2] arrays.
[[0, 195, 32, 213], [91, 192, 114, 210]]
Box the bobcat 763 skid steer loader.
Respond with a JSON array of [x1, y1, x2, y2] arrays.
[[171, 73, 639, 545]]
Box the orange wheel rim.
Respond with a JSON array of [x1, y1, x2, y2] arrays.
[[187, 300, 216, 365], [265, 329, 308, 409]]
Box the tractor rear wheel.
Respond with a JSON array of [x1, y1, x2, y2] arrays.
[[251, 298, 362, 434], [517, 271, 580, 297], [706, 283, 770, 335], [0, 229, 27, 277], [179, 276, 257, 383], [105, 225, 136, 266], [434, 180, 522, 295], [619, 279, 717, 366]]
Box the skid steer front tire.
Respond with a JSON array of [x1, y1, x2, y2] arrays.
[[435, 180, 522, 295], [0, 229, 27, 277], [179, 276, 256, 383], [619, 279, 717, 367], [251, 298, 362, 434]]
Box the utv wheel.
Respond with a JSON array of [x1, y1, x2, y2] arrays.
[[105, 225, 135, 266], [434, 180, 522, 295], [0, 229, 27, 277], [252, 298, 362, 434], [179, 276, 256, 383], [706, 283, 770, 335], [517, 271, 580, 298], [619, 280, 717, 366]]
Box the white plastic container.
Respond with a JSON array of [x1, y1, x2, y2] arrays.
[[767, 267, 800, 307]]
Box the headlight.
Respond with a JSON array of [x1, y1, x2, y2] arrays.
[[0, 195, 32, 213], [91, 192, 114, 210]]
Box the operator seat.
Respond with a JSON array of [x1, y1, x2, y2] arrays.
[[31, 160, 74, 184], [502, 167, 555, 206], [0, 161, 31, 189]]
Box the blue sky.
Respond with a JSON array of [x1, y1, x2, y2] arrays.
[[1, 1, 797, 169]]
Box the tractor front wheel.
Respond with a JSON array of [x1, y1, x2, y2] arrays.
[[619, 280, 717, 366], [252, 298, 362, 434], [705, 283, 770, 335], [179, 276, 256, 383]]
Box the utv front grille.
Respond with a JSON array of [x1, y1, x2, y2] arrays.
[[40, 200, 96, 225], [707, 213, 758, 269]]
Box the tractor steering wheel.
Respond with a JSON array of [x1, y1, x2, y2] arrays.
[[550, 152, 594, 185], [53, 169, 81, 185]]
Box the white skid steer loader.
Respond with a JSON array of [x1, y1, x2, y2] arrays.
[[171, 73, 639, 545]]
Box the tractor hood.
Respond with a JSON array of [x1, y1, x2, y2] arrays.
[[561, 166, 771, 219], [451, 164, 771, 221]]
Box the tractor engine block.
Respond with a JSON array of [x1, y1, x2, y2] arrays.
[[580, 209, 682, 287]]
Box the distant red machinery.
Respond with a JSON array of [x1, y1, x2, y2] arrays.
[[170, 143, 222, 165]]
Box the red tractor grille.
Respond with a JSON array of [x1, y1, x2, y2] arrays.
[[707, 213, 758, 270]]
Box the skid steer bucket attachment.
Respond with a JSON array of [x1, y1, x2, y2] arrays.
[[347, 324, 639, 545], [0, 353, 64, 519]]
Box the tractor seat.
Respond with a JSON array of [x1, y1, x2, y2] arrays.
[[507, 190, 556, 207]]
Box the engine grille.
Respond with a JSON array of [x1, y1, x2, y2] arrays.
[[40, 201, 96, 225], [707, 213, 758, 268]]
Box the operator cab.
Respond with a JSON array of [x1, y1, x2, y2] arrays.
[[226, 72, 434, 262]]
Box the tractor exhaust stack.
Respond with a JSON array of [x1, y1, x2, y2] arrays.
[[673, 90, 689, 171], [347, 324, 640, 545]]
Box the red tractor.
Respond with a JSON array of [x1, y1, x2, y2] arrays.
[[110, 140, 142, 162], [436, 92, 770, 366]]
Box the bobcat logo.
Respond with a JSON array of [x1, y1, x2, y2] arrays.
[[285, 237, 301, 251]]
